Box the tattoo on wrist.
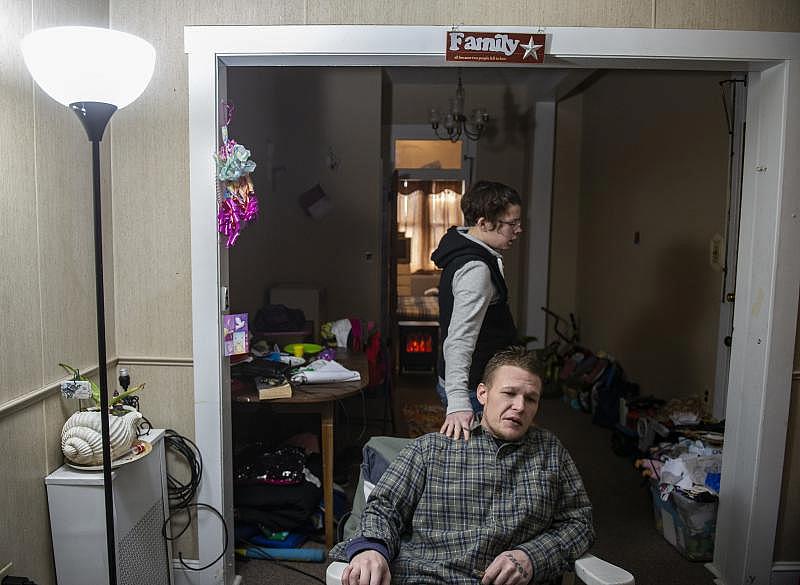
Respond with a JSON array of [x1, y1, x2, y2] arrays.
[[506, 552, 529, 577]]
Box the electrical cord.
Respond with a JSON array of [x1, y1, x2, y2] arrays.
[[164, 430, 203, 509], [137, 415, 153, 437], [162, 429, 229, 572], [164, 503, 228, 571]]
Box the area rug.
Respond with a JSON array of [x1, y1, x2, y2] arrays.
[[401, 403, 445, 437]]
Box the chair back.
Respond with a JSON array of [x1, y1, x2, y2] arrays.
[[341, 436, 412, 542]]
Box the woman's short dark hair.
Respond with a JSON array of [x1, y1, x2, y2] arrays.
[[482, 346, 545, 387], [461, 180, 522, 226]]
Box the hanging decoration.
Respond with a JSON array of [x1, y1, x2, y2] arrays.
[[215, 102, 259, 247]]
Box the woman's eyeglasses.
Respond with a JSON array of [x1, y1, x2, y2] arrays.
[[496, 218, 522, 230]]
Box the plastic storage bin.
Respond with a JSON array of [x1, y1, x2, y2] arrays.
[[649, 480, 717, 561]]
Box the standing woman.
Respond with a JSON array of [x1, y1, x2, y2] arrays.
[[431, 181, 523, 440]]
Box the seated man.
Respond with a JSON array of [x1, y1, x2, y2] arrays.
[[329, 346, 594, 585]]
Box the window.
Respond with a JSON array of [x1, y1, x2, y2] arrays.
[[397, 180, 464, 272]]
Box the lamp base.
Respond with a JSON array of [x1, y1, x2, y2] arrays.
[[70, 102, 117, 142]]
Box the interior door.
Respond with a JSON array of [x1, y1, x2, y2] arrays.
[[712, 75, 747, 420]]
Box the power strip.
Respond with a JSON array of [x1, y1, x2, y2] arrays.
[[0, 564, 13, 581]]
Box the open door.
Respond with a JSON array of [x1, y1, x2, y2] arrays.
[[712, 76, 747, 420]]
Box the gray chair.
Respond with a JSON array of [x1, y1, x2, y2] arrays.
[[327, 436, 634, 585]]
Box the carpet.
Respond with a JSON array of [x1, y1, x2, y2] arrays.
[[401, 403, 445, 437]]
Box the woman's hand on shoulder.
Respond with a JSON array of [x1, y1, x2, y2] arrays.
[[440, 410, 475, 441]]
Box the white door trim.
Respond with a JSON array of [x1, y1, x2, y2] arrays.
[[185, 26, 800, 585]]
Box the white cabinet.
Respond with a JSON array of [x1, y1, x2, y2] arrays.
[[45, 428, 173, 585]]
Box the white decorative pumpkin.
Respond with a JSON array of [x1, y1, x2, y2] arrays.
[[61, 408, 143, 465]]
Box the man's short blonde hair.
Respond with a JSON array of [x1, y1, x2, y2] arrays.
[[482, 346, 544, 387]]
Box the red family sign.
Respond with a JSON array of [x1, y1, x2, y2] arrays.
[[445, 31, 546, 63]]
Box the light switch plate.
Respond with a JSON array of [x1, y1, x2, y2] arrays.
[[709, 233, 724, 271]]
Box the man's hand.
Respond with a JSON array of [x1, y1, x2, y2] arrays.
[[480, 549, 532, 585], [341, 550, 391, 585], [440, 410, 474, 440]]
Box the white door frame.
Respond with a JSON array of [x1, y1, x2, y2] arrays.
[[186, 26, 800, 585]]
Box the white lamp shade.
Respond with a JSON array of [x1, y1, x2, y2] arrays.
[[21, 26, 155, 109]]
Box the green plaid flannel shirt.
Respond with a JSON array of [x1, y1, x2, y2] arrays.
[[333, 425, 594, 584]]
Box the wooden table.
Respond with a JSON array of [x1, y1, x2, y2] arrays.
[[234, 351, 367, 549]]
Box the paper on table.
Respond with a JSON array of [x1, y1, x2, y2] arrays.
[[290, 359, 361, 384]]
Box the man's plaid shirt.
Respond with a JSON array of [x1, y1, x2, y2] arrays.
[[332, 425, 594, 584]]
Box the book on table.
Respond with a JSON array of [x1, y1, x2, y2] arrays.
[[255, 377, 293, 400]]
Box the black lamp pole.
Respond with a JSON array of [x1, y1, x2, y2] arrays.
[[71, 100, 118, 585]]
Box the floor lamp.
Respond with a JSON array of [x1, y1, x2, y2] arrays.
[[22, 27, 155, 585]]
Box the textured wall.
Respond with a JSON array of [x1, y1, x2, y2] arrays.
[[0, 2, 111, 583], [2, 1, 799, 581]]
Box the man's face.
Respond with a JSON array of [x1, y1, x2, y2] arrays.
[[480, 204, 523, 252], [477, 365, 541, 441]]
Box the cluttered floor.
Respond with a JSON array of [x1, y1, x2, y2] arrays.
[[235, 372, 718, 585]]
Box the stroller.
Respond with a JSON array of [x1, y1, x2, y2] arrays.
[[533, 308, 609, 410]]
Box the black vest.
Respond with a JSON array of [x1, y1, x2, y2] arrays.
[[437, 242, 517, 392]]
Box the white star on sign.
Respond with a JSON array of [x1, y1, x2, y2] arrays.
[[521, 36, 543, 61]]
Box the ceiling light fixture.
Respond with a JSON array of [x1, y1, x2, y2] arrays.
[[429, 71, 488, 142]]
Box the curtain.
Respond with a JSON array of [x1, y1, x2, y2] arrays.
[[397, 190, 427, 273], [397, 185, 463, 273]]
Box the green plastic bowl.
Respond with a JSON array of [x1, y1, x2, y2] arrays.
[[284, 343, 323, 356]]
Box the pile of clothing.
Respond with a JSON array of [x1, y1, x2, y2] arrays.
[[636, 436, 722, 499], [233, 440, 349, 556], [234, 444, 322, 539]]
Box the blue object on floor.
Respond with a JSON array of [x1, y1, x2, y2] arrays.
[[249, 532, 307, 548], [239, 546, 325, 562]]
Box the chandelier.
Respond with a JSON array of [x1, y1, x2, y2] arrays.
[[429, 72, 488, 142]]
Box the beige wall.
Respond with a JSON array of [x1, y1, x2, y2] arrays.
[[549, 93, 582, 338], [2, 0, 799, 580], [575, 70, 729, 403], [0, 2, 111, 583], [227, 67, 382, 325]]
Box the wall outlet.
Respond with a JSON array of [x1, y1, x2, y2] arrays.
[[0, 562, 13, 581]]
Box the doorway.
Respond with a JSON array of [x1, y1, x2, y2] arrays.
[[186, 26, 800, 585]]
